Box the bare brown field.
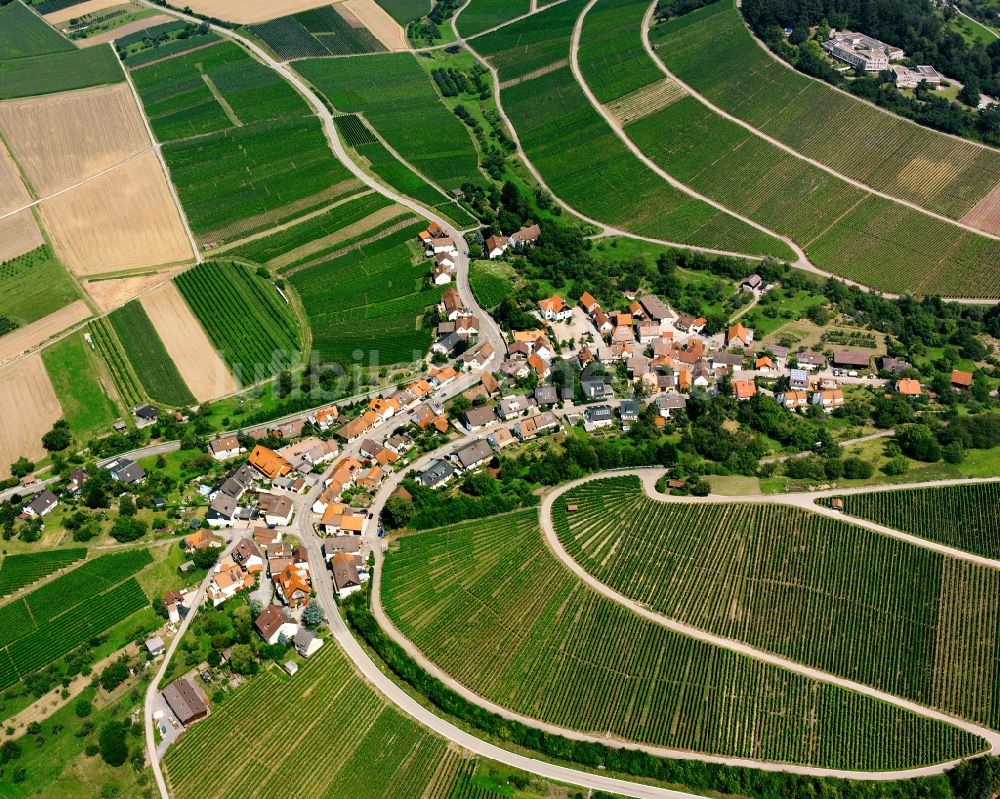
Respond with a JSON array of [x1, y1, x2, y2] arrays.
[[960, 179, 1000, 236], [44, 0, 125, 24], [339, 0, 406, 50], [0, 355, 63, 478], [178, 0, 330, 23], [0, 211, 43, 262], [77, 13, 173, 46], [83, 266, 187, 312], [40, 151, 193, 275], [0, 301, 92, 366], [0, 141, 31, 213], [140, 282, 240, 401], [0, 84, 150, 197]]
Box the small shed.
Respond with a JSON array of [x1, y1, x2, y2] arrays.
[[145, 636, 165, 657], [283, 661, 299, 676], [832, 498, 844, 512]]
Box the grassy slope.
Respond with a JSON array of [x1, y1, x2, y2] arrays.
[[41, 332, 119, 438], [0, 245, 80, 328]]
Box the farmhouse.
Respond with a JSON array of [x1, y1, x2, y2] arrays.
[[833, 351, 870, 371], [255, 604, 298, 646], [795, 351, 826, 370], [639, 294, 673, 321], [726, 323, 752, 347], [951, 369, 974, 389], [162, 677, 208, 726]]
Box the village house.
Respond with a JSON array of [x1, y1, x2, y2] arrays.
[[105, 456, 146, 484], [538, 295, 572, 322], [294, 628, 324, 658], [455, 439, 494, 472], [439, 288, 467, 320], [619, 398, 640, 428], [331, 552, 364, 598], [487, 427, 515, 449], [510, 224, 540, 248], [23, 490, 58, 519], [794, 351, 826, 371], [209, 435, 242, 461], [418, 459, 456, 488], [208, 565, 254, 606], [485, 234, 509, 259], [311, 405, 339, 431], [513, 411, 559, 440], [638, 294, 673, 323], [255, 604, 298, 645], [206, 493, 239, 528], [184, 528, 223, 553], [249, 445, 292, 481], [461, 404, 498, 431], [274, 564, 311, 608], [232, 537, 264, 574], [776, 390, 809, 411], [811, 388, 845, 412], [733, 379, 757, 401], [789, 368, 810, 391], [951, 369, 973, 390], [260, 494, 294, 527], [896, 378, 922, 397], [726, 323, 753, 348], [578, 292, 599, 314], [584, 405, 614, 431]]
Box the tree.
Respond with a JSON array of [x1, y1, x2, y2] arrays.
[[98, 720, 129, 766], [10, 457, 33, 478], [228, 644, 257, 675], [383, 495, 413, 529], [118, 495, 136, 518], [42, 420, 72, 452], [959, 75, 981, 107], [109, 517, 147, 543], [75, 699, 93, 718], [302, 599, 325, 627], [99, 657, 129, 692], [0, 739, 20, 764], [896, 424, 941, 462]]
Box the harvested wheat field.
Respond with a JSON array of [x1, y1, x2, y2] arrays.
[[140, 281, 240, 401], [961, 180, 1000, 236], [0, 301, 91, 365], [0, 211, 43, 262], [0, 354, 63, 477], [0, 140, 30, 213], [339, 0, 406, 50], [40, 151, 193, 275], [83, 266, 187, 313], [0, 83, 150, 197], [44, 0, 124, 24], [78, 14, 173, 46], [179, 0, 329, 23]]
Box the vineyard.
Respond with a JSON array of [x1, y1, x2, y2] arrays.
[[295, 53, 483, 193], [249, 6, 386, 59], [578, 0, 662, 103], [0, 548, 86, 596], [121, 26, 220, 68], [382, 509, 984, 768], [0, 45, 124, 100], [822, 483, 1000, 559], [109, 301, 196, 407], [174, 261, 302, 382], [455, 0, 530, 39], [289, 221, 440, 366], [473, 0, 586, 79], [652, 1, 1000, 221], [89, 317, 145, 408], [0, 0, 73, 59], [551, 477, 1000, 728], [164, 644, 453, 799], [0, 549, 151, 690], [335, 113, 377, 146], [0, 244, 80, 329]]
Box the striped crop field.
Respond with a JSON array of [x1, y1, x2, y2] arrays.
[[166, 643, 467, 799], [471, 2, 794, 260], [552, 477, 1000, 729], [0, 547, 86, 596], [456, 0, 530, 38], [382, 509, 984, 768], [581, 0, 1000, 298], [822, 483, 1000, 559], [651, 1, 1000, 222], [0, 550, 152, 690]]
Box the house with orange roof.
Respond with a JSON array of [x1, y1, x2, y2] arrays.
[[810, 388, 845, 412], [428, 365, 458, 385], [951, 369, 973, 389], [528, 352, 550, 379], [248, 445, 292, 480], [207, 566, 254, 606], [312, 406, 339, 431], [895, 378, 922, 397], [775, 390, 809, 410], [733, 379, 757, 400], [538, 295, 572, 322], [274, 565, 311, 609], [755, 356, 774, 372], [579, 292, 599, 313], [727, 323, 753, 347]]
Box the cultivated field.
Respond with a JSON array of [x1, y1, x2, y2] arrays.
[[295, 53, 483, 193], [0, 354, 63, 477], [0, 0, 73, 59], [165, 644, 457, 799], [0, 549, 151, 690], [249, 3, 387, 59], [653, 1, 1000, 222], [289, 221, 441, 366], [43, 0, 123, 24], [76, 13, 174, 47], [340, 0, 406, 50], [553, 477, 1000, 729], [39, 150, 193, 275], [140, 282, 241, 401], [0, 43, 124, 101], [41, 331, 120, 438], [82, 265, 187, 313], [456, 0, 530, 38], [960, 181, 1000, 235], [0, 82, 150, 196], [383, 509, 983, 768], [0, 140, 31, 213], [824, 483, 1000, 559], [108, 300, 196, 406], [0, 548, 86, 597], [0, 244, 82, 331], [0, 300, 91, 365], [373, 0, 429, 25], [89, 316, 145, 408], [0, 211, 43, 262], [178, 0, 334, 24], [174, 261, 302, 384]]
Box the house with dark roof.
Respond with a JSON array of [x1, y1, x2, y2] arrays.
[[161, 677, 208, 726], [255, 605, 298, 645], [105, 457, 146, 484], [461, 405, 498, 431], [418, 459, 455, 489], [455, 440, 493, 471], [23, 490, 58, 519]]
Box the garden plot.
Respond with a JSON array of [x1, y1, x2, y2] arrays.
[[39, 150, 194, 275], [0, 82, 150, 196], [0, 354, 63, 477]]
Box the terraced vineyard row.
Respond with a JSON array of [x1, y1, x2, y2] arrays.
[[382, 510, 984, 768], [165, 644, 457, 799], [822, 483, 1000, 559], [0, 548, 86, 596], [552, 477, 1000, 728], [175, 261, 302, 383], [109, 300, 195, 407], [651, 1, 1000, 221], [89, 317, 144, 408]]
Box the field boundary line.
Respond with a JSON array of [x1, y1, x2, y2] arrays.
[[127, 39, 223, 70], [201, 73, 242, 127], [571, 0, 806, 264], [639, 1, 1000, 245]]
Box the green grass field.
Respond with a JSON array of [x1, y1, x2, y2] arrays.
[[0, 245, 81, 331], [295, 53, 483, 193], [108, 300, 195, 407], [469, 259, 516, 308], [0, 0, 73, 59], [553, 477, 1000, 729], [131, 41, 359, 245], [0, 550, 151, 690], [0, 548, 86, 597], [651, 1, 1000, 221], [249, 5, 386, 59], [174, 261, 302, 383], [41, 332, 120, 438], [822, 483, 1000, 559], [383, 509, 984, 768], [0, 43, 123, 100], [289, 221, 439, 366], [456, 0, 530, 38]]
